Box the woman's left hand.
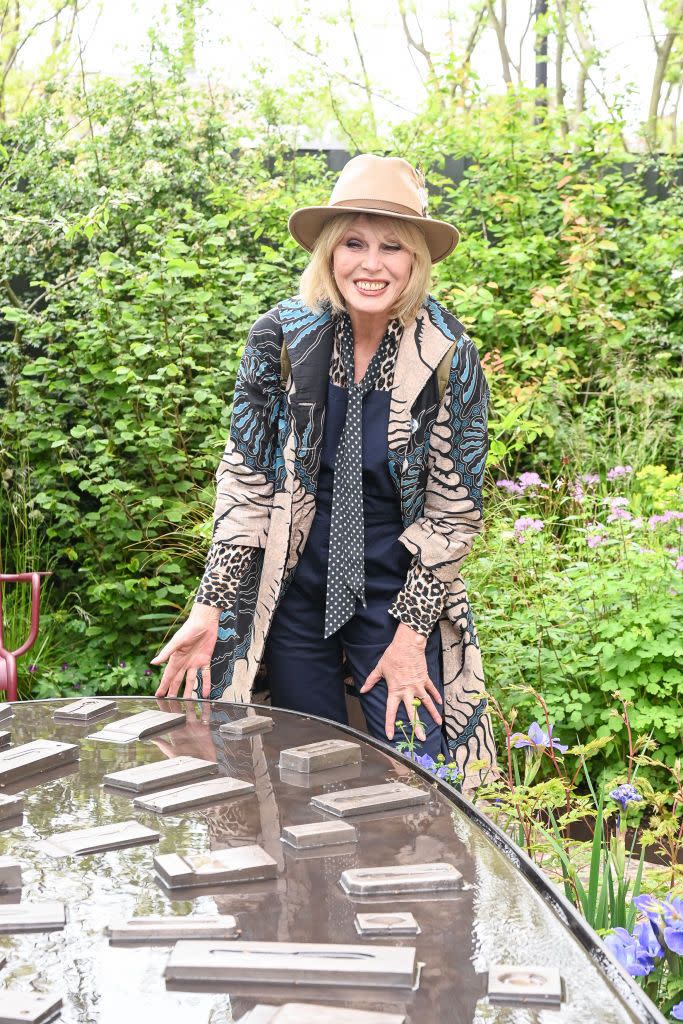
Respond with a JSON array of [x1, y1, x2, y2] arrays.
[[360, 623, 443, 743]]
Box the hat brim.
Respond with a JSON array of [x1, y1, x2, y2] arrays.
[[288, 206, 459, 264]]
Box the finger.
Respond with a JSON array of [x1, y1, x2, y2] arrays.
[[419, 691, 443, 726], [201, 664, 211, 700], [424, 680, 443, 705], [183, 668, 197, 701], [405, 698, 426, 742], [384, 692, 401, 741], [155, 657, 185, 699], [360, 663, 382, 694], [150, 639, 175, 666]]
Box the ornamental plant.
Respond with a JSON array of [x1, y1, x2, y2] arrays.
[[606, 894, 683, 1020], [474, 688, 682, 934], [471, 462, 683, 776]]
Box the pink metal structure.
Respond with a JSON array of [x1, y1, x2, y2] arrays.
[[0, 572, 49, 702]]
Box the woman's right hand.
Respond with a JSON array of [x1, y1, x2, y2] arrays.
[[151, 603, 221, 700]]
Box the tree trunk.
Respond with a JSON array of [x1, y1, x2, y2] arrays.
[[554, 1, 568, 135], [486, 0, 514, 85], [534, 0, 548, 93], [645, 0, 683, 148]]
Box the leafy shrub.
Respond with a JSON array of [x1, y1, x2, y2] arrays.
[[472, 465, 683, 773]]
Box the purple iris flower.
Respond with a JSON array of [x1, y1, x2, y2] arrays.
[[144, 668, 153, 676], [60, 662, 70, 671], [672, 1001, 683, 1021], [632, 894, 663, 923], [604, 921, 662, 977], [662, 897, 683, 955], [508, 721, 568, 754], [119, 661, 126, 668], [410, 752, 449, 780], [609, 784, 643, 811]]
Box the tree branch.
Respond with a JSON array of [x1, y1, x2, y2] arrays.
[[266, 16, 418, 115], [345, 0, 377, 133], [486, 0, 515, 84]]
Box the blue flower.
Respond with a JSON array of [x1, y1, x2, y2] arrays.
[[508, 721, 568, 753], [632, 894, 663, 923], [609, 784, 643, 812], [604, 921, 662, 977], [409, 752, 449, 781], [672, 1001, 683, 1021], [662, 897, 683, 956]]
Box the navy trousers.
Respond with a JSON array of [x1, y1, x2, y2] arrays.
[[264, 381, 449, 760]]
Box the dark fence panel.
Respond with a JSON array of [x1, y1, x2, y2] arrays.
[[295, 148, 683, 199]]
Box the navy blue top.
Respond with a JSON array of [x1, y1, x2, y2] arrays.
[[291, 381, 411, 604]]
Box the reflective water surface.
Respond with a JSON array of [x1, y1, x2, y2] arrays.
[[0, 698, 659, 1024]]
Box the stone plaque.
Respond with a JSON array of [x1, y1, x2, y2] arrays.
[[106, 913, 239, 943], [340, 863, 463, 895], [0, 992, 62, 1024], [0, 857, 21, 892], [0, 740, 79, 786], [155, 845, 278, 890], [0, 732, 10, 751], [0, 902, 65, 933], [53, 697, 117, 722], [273, 1006, 406, 1023], [355, 912, 420, 936], [103, 755, 218, 793], [279, 762, 362, 789], [89, 709, 185, 743], [0, 705, 13, 724], [164, 939, 417, 988], [219, 716, 274, 737], [280, 739, 361, 774], [134, 776, 254, 813], [281, 820, 357, 850], [488, 964, 563, 1006], [311, 782, 428, 818], [46, 819, 160, 856], [0, 793, 21, 823], [238, 1007, 406, 1024]]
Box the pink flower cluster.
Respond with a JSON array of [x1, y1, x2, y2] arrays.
[[496, 471, 548, 495], [514, 516, 544, 543], [648, 510, 683, 529], [607, 465, 633, 480], [602, 496, 643, 527]]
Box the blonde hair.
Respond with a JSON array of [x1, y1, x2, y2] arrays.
[[299, 213, 432, 326]]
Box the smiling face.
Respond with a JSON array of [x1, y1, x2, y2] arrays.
[[331, 215, 414, 322]]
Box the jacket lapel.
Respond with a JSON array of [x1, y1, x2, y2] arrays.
[[279, 298, 335, 411], [278, 298, 335, 501], [390, 297, 465, 459]]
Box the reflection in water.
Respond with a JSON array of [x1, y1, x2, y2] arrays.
[[0, 698, 653, 1024]]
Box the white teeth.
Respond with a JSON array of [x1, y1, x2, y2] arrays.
[[355, 281, 387, 292]]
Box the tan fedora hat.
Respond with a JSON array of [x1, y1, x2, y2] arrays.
[[288, 154, 459, 264]]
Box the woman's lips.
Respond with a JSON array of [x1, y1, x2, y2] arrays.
[[353, 280, 389, 294]]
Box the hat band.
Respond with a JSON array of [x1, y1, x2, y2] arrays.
[[330, 198, 423, 218]]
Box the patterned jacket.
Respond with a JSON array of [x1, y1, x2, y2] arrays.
[[208, 294, 497, 787]]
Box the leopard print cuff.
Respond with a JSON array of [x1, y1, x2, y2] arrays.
[[195, 542, 257, 610], [388, 560, 448, 638]]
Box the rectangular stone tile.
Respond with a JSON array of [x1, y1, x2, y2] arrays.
[[133, 776, 254, 813], [0, 740, 79, 786], [340, 863, 463, 895], [281, 821, 357, 850], [311, 782, 428, 818], [0, 902, 65, 933], [46, 819, 160, 856], [154, 845, 277, 890], [106, 913, 239, 943], [103, 755, 218, 793], [53, 698, 117, 722], [279, 739, 361, 774], [0, 991, 62, 1023], [89, 709, 185, 743]]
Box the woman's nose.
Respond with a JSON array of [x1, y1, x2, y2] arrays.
[[360, 246, 383, 272]]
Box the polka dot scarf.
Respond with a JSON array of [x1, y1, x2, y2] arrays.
[[324, 312, 400, 639]]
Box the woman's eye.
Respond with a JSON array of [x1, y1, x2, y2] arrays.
[[345, 239, 363, 249], [383, 244, 401, 252]]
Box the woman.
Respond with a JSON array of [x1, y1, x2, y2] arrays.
[[152, 154, 496, 788]]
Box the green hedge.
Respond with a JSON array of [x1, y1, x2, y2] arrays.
[[1, 72, 681, 724]]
